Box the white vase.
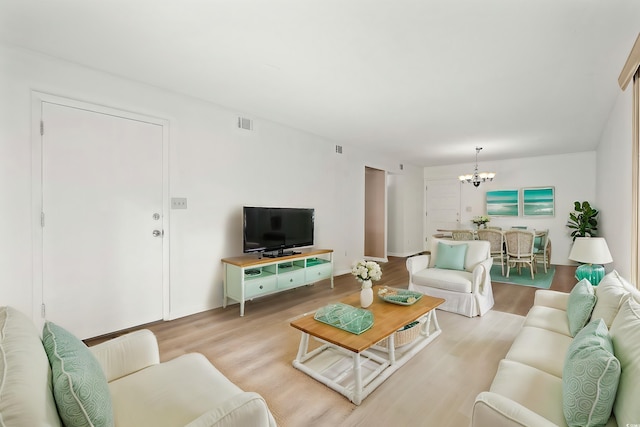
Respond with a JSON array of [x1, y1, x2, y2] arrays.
[[360, 283, 373, 308]]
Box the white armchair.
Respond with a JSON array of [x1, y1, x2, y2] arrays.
[[90, 330, 278, 427], [406, 238, 494, 317]]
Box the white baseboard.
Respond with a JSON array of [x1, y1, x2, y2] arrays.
[[333, 268, 352, 277]]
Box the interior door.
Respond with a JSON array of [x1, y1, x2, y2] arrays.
[[364, 166, 387, 261], [425, 179, 461, 249], [41, 101, 164, 339]]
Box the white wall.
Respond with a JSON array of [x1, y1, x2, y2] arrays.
[[6, 42, 630, 324], [0, 45, 423, 321], [596, 87, 633, 279], [387, 174, 403, 256], [424, 152, 597, 265]]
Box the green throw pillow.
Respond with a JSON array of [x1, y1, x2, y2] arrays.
[[434, 242, 468, 271], [42, 322, 114, 427], [567, 279, 597, 337], [562, 318, 620, 427]]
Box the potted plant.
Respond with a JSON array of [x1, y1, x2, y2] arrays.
[[567, 201, 599, 241]]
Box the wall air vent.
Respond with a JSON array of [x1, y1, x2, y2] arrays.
[[237, 117, 253, 131], [335, 145, 343, 154]]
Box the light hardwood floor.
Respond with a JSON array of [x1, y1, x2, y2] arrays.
[[87, 257, 576, 427]]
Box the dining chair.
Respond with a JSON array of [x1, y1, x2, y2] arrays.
[[503, 230, 536, 279], [533, 230, 551, 273], [477, 229, 505, 275], [452, 230, 475, 241]]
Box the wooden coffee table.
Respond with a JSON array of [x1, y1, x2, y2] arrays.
[[290, 286, 444, 404]]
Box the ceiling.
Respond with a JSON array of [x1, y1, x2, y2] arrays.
[[1, 0, 638, 166]]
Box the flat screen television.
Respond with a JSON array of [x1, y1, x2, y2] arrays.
[[243, 206, 315, 257]]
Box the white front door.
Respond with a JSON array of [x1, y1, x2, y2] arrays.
[[425, 179, 461, 249], [40, 101, 165, 339]]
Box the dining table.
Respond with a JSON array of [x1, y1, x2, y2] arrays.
[[436, 228, 548, 238]]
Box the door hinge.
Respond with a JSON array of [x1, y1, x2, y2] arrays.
[[41, 303, 46, 317], [40, 120, 44, 136], [41, 212, 45, 227]]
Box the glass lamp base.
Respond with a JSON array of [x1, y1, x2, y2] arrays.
[[575, 263, 605, 286]]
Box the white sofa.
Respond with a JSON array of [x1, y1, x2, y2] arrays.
[[0, 306, 277, 427], [472, 270, 640, 427], [407, 238, 494, 317]]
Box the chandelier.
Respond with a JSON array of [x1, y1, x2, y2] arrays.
[[458, 147, 496, 187]]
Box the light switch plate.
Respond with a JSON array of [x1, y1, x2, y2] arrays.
[[171, 197, 187, 209]]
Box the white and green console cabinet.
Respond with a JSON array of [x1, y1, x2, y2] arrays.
[[222, 249, 334, 316]]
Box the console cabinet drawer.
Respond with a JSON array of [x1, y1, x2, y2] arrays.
[[245, 275, 277, 298], [277, 269, 306, 289], [306, 263, 333, 282]]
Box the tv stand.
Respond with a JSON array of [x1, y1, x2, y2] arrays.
[[222, 249, 334, 316]]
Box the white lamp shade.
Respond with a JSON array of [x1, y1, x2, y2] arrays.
[[568, 237, 613, 264]]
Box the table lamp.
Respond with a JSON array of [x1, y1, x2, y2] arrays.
[[568, 237, 613, 285]]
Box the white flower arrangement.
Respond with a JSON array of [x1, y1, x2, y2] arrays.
[[471, 215, 490, 226], [351, 260, 382, 288]]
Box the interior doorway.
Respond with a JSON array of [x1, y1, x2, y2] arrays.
[[364, 166, 386, 261]]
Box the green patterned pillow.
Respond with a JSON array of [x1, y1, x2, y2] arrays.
[[567, 279, 597, 337], [434, 242, 468, 271], [42, 322, 114, 427], [563, 318, 620, 427]]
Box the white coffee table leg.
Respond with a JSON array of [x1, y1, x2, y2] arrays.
[[296, 332, 310, 361], [352, 352, 363, 405], [388, 333, 396, 365], [429, 310, 440, 335]]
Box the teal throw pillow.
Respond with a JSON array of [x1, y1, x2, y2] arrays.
[[567, 279, 597, 337], [434, 242, 468, 271], [42, 321, 114, 427], [563, 318, 620, 427]]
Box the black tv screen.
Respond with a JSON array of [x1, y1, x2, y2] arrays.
[[243, 206, 315, 255]]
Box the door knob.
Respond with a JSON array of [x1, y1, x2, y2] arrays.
[[152, 230, 163, 237]]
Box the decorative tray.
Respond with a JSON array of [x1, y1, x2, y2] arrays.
[[377, 287, 423, 305], [313, 303, 374, 335]]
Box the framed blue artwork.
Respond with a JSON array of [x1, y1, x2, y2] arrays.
[[486, 189, 519, 216], [522, 187, 555, 216]]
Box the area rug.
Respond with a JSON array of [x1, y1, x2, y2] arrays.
[[490, 264, 555, 289]]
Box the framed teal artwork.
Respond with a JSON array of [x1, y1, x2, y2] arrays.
[[486, 189, 519, 216], [522, 187, 555, 216]]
